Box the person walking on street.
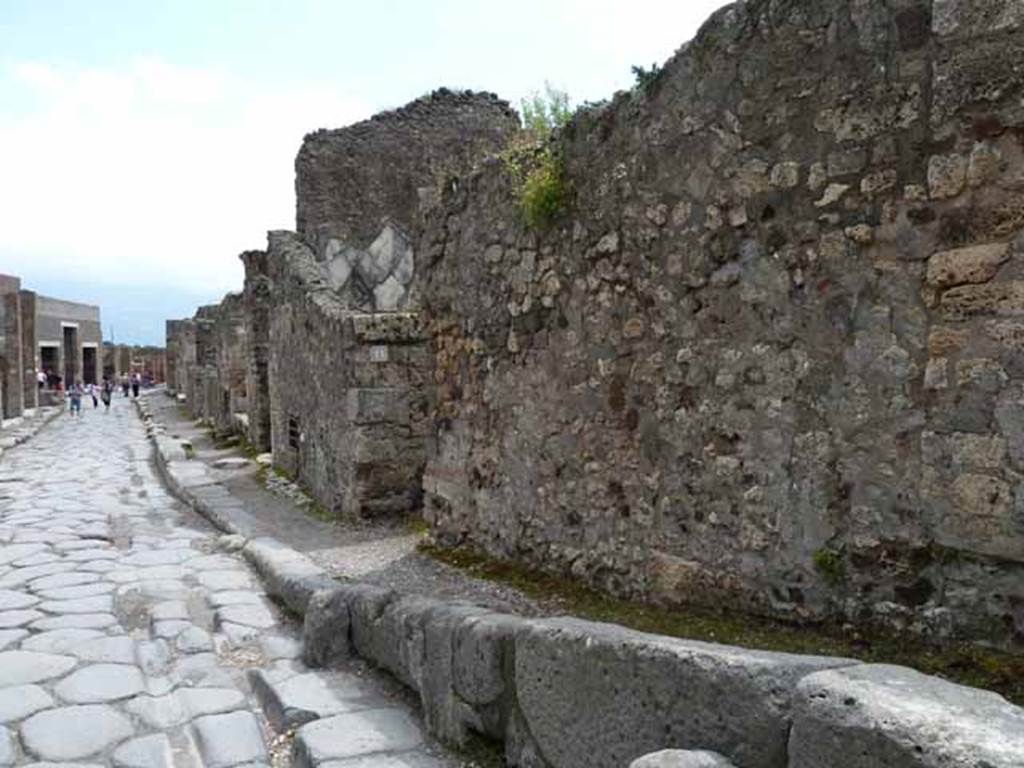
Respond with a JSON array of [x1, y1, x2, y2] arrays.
[[87, 382, 99, 408], [37, 370, 46, 391], [121, 374, 130, 398], [101, 380, 113, 411], [68, 382, 82, 417], [131, 372, 140, 398]]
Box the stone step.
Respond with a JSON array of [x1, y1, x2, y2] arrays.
[[249, 665, 387, 732], [291, 708, 427, 767]]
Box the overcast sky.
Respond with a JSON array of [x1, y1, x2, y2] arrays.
[[0, 0, 727, 344]]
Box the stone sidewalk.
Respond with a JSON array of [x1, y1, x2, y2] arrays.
[[0, 395, 458, 766]]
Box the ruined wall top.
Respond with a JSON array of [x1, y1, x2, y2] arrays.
[[295, 88, 519, 250]]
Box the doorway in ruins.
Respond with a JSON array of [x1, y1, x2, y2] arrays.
[[82, 347, 97, 385], [40, 345, 58, 386], [62, 326, 78, 386]]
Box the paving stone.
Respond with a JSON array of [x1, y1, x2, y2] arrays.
[[187, 555, 241, 571], [0, 725, 13, 766], [0, 650, 77, 685], [120, 549, 196, 567], [179, 687, 246, 717], [112, 733, 174, 768], [134, 579, 190, 600], [251, 669, 379, 730], [22, 629, 105, 654], [61, 549, 118, 563], [0, 563, 76, 588], [0, 544, 48, 566], [78, 560, 117, 573], [629, 751, 737, 768], [260, 634, 303, 661], [216, 604, 276, 630], [199, 571, 252, 591], [150, 600, 189, 621], [28, 572, 99, 591], [192, 711, 268, 767], [0, 609, 44, 628], [124, 694, 188, 729], [135, 639, 172, 675], [76, 636, 137, 664], [37, 582, 114, 601], [0, 684, 54, 723], [0, 630, 27, 651], [108, 566, 187, 584], [153, 619, 191, 639], [38, 596, 113, 614], [218, 622, 260, 645], [293, 709, 424, 766], [21, 705, 135, 761], [30, 613, 118, 631], [55, 663, 146, 703], [209, 590, 264, 607], [176, 626, 213, 653], [0, 589, 40, 610]]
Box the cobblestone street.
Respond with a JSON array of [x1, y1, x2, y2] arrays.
[[0, 397, 453, 767]]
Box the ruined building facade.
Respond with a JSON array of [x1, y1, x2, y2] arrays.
[[169, 0, 1024, 652], [0, 274, 103, 419]]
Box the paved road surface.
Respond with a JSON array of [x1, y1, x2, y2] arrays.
[[0, 396, 454, 767]]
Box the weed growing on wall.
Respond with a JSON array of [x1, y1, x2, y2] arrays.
[[813, 547, 847, 587], [520, 82, 571, 140], [502, 83, 573, 229]]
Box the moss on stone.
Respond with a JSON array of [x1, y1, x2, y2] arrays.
[[422, 544, 1024, 707]]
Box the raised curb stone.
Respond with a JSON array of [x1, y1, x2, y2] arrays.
[[192, 711, 268, 767], [789, 664, 1024, 767], [512, 617, 857, 768], [292, 709, 424, 767]]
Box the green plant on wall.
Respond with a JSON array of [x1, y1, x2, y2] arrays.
[[502, 83, 574, 229], [520, 82, 572, 140], [813, 547, 847, 588]]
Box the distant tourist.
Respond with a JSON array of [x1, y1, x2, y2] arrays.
[[37, 370, 46, 390], [131, 373, 141, 398], [87, 382, 98, 408], [101, 380, 113, 411], [68, 382, 82, 417], [121, 374, 130, 397]]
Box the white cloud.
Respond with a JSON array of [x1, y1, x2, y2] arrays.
[[0, 58, 370, 294]]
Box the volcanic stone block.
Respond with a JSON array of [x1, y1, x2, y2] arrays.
[[789, 664, 1024, 767], [512, 617, 858, 768]]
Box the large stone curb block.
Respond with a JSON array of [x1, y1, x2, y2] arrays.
[[512, 617, 859, 768], [788, 664, 1024, 767], [242, 537, 333, 615], [303, 586, 355, 668], [303, 583, 522, 748]]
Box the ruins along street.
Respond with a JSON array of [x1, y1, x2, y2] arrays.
[[0, 396, 453, 767]]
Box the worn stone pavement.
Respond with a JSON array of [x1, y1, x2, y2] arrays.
[[0, 396, 456, 767]]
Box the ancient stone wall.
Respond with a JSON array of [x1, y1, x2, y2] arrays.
[[265, 231, 430, 518], [296, 89, 519, 250], [420, 0, 1024, 649], [240, 250, 272, 451], [259, 91, 518, 519], [0, 276, 23, 419]]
